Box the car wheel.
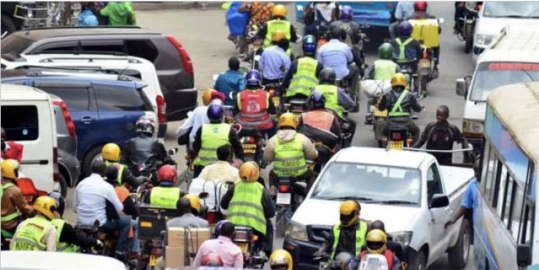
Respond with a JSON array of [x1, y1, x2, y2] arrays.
[[408, 249, 427, 270], [448, 218, 471, 269], [82, 145, 104, 177], [58, 172, 68, 198], [1, 16, 17, 37]]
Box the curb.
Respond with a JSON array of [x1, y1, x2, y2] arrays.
[[133, 2, 224, 11]]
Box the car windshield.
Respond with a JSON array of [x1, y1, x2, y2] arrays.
[[1, 34, 35, 57], [470, 62, 539, 101], [483, 1, 539, 18], [311, 162, 421, 206]]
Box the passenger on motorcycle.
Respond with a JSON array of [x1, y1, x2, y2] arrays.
[[378, 73, 423, 142], [260, 34, 292, 85], [390, 21, 422, 74], [198, 145, 241, 184], [192, 104, 244, 178], [330, 6, 362, 45], [353, 230, 401, 270], [10, 196, 57, 251], [282, 34, 323, 101], [360, 220, 405, 263], [410, 1, 441, 71], [368, 43, 399, 80], [193, 220, 243, 268], [143, 165, 184, 208], [1, 159, 34, 247], [102, 143, 143, 189], [257, 4, 300, 50], [269, 249, 293, 270], [214, 56, 246, 106], [314, 200, 368, 260], [234, 69, 277, 137], [220, 162, 275, 257]]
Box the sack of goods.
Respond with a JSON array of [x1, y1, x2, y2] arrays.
[[361, 79, 392, 98]]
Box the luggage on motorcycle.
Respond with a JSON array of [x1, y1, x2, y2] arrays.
[[187, 177, 231, 220], [409, 19, 440, 49], [227, 2, 250, 36], [361, 79, 392, 98], [359, 254, 390, 270], [138, 204, 179, 239], [166, 227, 210, 267], [298, 124, 339, 149]]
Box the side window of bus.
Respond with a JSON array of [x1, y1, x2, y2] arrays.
[[495, 165, 509, 217], [482, 143, 499, 205], [510, 182, 525, 241], [427, 164, 443, 204]]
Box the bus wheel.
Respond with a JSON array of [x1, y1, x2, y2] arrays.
[[448, 218, 471, 269]]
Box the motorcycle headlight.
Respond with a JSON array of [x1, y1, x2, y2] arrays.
[[475, 34, 494, 46], [391, 231, 413, 247], [285, 221, 309, 242], [463, 120, 484, 134]]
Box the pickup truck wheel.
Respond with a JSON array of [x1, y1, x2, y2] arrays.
[[448, 218, 471, 269], [408, 249, 427, 270]]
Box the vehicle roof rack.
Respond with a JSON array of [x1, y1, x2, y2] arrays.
[[22, 25, 142, 31]]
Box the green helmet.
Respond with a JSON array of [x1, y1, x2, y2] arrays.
[[378, 43, 394, 60]]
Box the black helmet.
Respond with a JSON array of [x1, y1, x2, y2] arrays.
[[330, 26, 346, 40], [319, 68, 337, 85], [48, 191, 65, 217], [309, 91, 326, 110]]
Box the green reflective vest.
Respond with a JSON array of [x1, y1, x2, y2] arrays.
[[227, 182, 266, 234], [264, 20, 292, 48], [314, 84, 343, 117], [395, 37, 414, 61], [1, 182, 21, 223], [331, 221, 368, 258], [104, 161, 126, 185], [287, 57, 319, 97], [150, 187, 181, 209], [11, 216, 51, 251], [273, 133, 307, 177], [389, 90, 411, 117], [374, 60, 397, 81], [51, 219, 78, 252], [194, 123, 231, 167]]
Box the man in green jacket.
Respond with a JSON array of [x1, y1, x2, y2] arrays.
[[100, 2, 136, 26]]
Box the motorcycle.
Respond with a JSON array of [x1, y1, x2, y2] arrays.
[[232, 123, 265, 166], [132, 148, 178, 187], [274, 179, 307, 237], [395, 59, 418, 96], [283, 97, 309, 122], [264, 82, 283, 118], [233, 226, 268, 269], [416, 44, 435, 98], [456, 3, 479, 53]]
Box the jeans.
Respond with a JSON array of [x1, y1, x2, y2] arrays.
[[130, 218, 140, 253], [101, 215, 131, 253]]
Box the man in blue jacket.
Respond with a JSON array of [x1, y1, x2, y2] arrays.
[[214, 57, 246, 106]]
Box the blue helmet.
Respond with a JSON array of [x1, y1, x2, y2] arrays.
[[340, 6, 353, 21], [207, 104, 224, 122], [302, 35, 317, 56], [398, 21, 413, 37], [310, 91, 326, 110], [245, 69, 262, 88]]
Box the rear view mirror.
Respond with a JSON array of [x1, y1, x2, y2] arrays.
[[456, 78, 467, 97], [517, 244, 532, 267], [429, 194, 449, 208]]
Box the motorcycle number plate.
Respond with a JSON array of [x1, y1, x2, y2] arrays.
[[374, 109, 387, 117], [243, 143, 256, 155], [277, 192, 292, 205], [149, 255, 157, 266], [388, 141, 404, 150], [419, 59, 431, 69], [237, 242, 249, 253]]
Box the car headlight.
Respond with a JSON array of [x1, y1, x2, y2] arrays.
[[475, 34, 494, 46], [391, 231, 413, 247], [285, 221, 309, 242], [463, 120, 484, 134]]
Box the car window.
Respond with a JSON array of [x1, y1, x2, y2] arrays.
[[94, 84, 152, 112], [78, 39, 158, 62], [125, 40, 158, 62], [53, 105, 69, 135], [1, 105, 39, 141], [38, 86, 91, 112], [427, 164, 443, 204], [1, 34, 35, 56]]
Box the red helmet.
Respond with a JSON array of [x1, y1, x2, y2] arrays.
[[414, 1, 428, 12], [157, 165, 177, 183]]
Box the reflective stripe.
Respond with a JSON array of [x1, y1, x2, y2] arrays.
[[227, 182, 266, 234], [195, 123, 231, 167], [1, 211, 21, 222], [239, 112, 267, 118], [389, 90, 411, 117], [150, 187, 181, 208], [229, 201, 264, 212], [226, 212, 267, 226], [396, 37, 413, 60], [288, 57, 319, 97], [315, 85, 343, 117], [264, 20, 292, 48], [273, 134, 307, 177], [11, 216, 51, 251], [331, 221, 368, 258]]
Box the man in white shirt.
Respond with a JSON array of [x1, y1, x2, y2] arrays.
[[73, 160, 131, 258]]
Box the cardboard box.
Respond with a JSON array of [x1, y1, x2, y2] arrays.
[[165, 246, 186, 268], [165, 227, 211, 266]]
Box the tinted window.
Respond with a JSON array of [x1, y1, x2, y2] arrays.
[[39, 86, 90, 112], [94, 84, 152, 112], [125, 40, 158, 62], [1, 105, 39, 141], [1, 35, 35, 56], [79, 39, 158, 62]]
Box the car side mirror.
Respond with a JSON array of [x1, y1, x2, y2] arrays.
[[517, 244, 532, 268], [429, 194, 449, 208], [456, 78, 468, 97], [293, 182, 308, 197]]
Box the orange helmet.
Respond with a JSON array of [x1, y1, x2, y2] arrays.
[[202, 89, 215, 106], [239, 161, 260, 182]]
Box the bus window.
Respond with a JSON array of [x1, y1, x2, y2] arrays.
[[483, 144, 498, 203], [500, 174, 514, 228], [495, 165, 509, 216], [511, 183, 525, 240], [519, 203, 534, 244]]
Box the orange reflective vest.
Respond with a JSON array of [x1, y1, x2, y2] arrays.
[[301, 110, 334, 132]]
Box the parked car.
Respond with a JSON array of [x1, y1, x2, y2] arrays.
[[0, 26, 197, 121], [1, 75, 157, 177], [1, 251, 125, 270]]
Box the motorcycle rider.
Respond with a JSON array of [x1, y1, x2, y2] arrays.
[[390, 21, 422, 74], [257, 4, 300, 49], [221, 161, 275, 257], [454, 2, 482, 34], [378, 73, 423, 142], [282, 34, 323, 101], [355, 230, 401, 270], [101, 143, 143, 189], [10, 196, 57, 251], [192, 104, 244, 178], [303, 2, 338, 38], [260, 34, 292, 84], [269, 249, 293, 270], [361, 220, 405, 263], [143, 165, 184, 208], [410, 1, 441, 71], [214, 56, 246, 106], [314, 200, 368, 260], [330, 5, 365, 71], [367, 43, 399, 80]]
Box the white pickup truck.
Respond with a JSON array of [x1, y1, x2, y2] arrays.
[[282, 147, 474, 270]]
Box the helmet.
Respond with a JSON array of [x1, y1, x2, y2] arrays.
[[330, 27, 345, 40], [207, 104, 224, 122], [201, 252, 224, 266], [245, 69, 262, 88], [214, 220, 230, 238], [136, 115, 156, 136], [271, 30, 287, 43], [105, 165, 119, 184], [101, 143, 121, 162], [339, 5, 353, 21], [398, 21, 413, 37], [184, 194, 201, 214], [302, 35, 317, 56], [378, 43, 394, 60], [272, 4, 287, 18], [48, 191, 65, 217], [1, 159, 19, 180], [366, 229, 388, 254], [239, 161, 260, 182], [414, 1, 428, 12], [319, 68, 337, 85], [278, 112, 298, 129], [334, 252, 354, 270], [157, 165, 177, 184], [339, 200, 360, 227], [34, 196, 57, 220], [391, 73, 407, 88], [269, 249, 293, 270], [202, 89, 215, 106], [310, 91, 326, 110]]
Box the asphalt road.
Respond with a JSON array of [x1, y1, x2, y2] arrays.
[[64, 2, 475, 269]]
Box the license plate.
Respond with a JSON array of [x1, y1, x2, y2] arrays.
[[374, 109, 387, 117], [277, 192, 291, 205], [149, 255, 157, 266], [243, 143, 256, 154], [237, 242, 249, 253], [272, 96, 280, 107], [388, 141, 404, 150], [419, 59, 431, 68]]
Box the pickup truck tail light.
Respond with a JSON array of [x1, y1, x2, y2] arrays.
[[156, 95, 166, 124], [53, 100, 76, 137], [166, 35, 194, 76]]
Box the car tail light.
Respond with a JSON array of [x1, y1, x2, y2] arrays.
[[243, 136, 255, 144], [156, 95, 166, 123], [53, 147, 59, 182], [391, 132, 402, 140], [166, 35, 194, 76], [53, 100, 76, 137], [278, 184, 290, 193]]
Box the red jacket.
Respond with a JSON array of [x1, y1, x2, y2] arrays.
[[236, 90, 273, 130], [2, 141, 24, 162]]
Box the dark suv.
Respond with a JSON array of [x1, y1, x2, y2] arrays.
[[1, 26, 197, 121]]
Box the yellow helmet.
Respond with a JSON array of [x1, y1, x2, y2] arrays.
[[339, 200, 360, 227], [272, 4, 287, 18], [183, 194, 201, 214], [102, 143, 121, 162], [391, 73, 407, 88], [34, 196, 57, 220], [271, 30, 286, 43], [278, 112, 297, 129], [269, 249, 293, 270], [1, 159, 19, 180], [366, 229, 388, 254], [239, 161, 260, 182], [202, 89, 215, 106]]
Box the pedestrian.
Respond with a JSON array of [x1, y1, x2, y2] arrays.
[[77, 2, 99, 27], [99, 1, 136, 26]]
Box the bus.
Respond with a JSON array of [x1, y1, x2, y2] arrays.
[[476, 82, 539, 270]]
